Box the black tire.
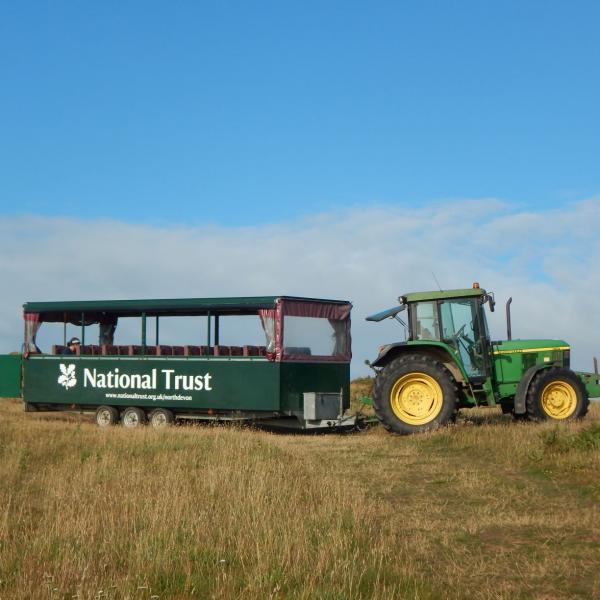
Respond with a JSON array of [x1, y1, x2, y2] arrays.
[[525, 367, 589, 422], [121, 407, 146, 429], [95, 405, 119, 427], [373, 354, 459, 435], [149, 408, 175, 428]]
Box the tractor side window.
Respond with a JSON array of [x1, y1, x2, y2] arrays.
[[415, 302, 440, 340], [440, 299, 483, 377]]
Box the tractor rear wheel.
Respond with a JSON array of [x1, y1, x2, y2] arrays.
[[526, 367, 589, 421], [373, 355, 458, 435]]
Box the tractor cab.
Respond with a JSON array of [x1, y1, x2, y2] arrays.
[[368, 284, 495, 382]]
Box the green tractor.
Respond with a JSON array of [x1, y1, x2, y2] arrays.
[[367, 284, 600, 434]]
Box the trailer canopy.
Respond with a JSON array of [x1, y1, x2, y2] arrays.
[[23, 296, 352, 362]]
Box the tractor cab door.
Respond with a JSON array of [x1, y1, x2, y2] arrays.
[[439, 298, 488, 379]]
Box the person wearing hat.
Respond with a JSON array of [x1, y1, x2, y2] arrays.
[[63, 337, 81, 355]]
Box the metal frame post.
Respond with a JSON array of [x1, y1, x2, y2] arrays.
[[207, 312, 212, 355], [141, 313, 147, 351]]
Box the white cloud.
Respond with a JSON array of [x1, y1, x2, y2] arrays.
[[1, 198, 599, 376]]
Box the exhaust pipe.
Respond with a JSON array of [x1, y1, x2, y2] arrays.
[[506, 297, 513, 340]]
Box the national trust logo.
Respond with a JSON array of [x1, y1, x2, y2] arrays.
[[58, 363, 77, 389]]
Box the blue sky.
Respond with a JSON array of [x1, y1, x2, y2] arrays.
[[1, 2, 600, 375], [2, 1, 599, 225]]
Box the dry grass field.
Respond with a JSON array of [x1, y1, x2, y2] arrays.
[[0, 393, 599, 600]]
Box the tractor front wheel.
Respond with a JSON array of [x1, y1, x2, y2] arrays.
[[526, 368, 589, 422], [373, 355, 458, 435]]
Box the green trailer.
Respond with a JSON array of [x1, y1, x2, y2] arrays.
[[367, 283, 600, 434], [6, 296, 354, 430]]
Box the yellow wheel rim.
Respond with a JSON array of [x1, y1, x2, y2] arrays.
[[540, 380, 577, 419], [390, 372, 443, 425]]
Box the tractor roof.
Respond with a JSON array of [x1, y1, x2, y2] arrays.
[[400, 288, 486, 304]]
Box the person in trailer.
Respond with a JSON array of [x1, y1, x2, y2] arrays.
[[62, 337, 81, 355]]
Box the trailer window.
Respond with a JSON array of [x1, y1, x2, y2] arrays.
[[216, 315, 268, 347], [148, 316, 207, 346], [34, 322, 100, 353], [283, 316, 349, 359]]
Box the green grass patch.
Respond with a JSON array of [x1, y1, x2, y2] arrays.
[[540, 422, 600, 453]]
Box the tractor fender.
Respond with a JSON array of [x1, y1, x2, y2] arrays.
[[371, 341, 469, 385], [371, 342, 408, 368], [514, 365, 552, 414]]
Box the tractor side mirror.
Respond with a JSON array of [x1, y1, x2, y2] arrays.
[[480, 293, 495, 312]]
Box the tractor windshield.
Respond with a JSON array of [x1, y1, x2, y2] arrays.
[[439, 298, 485, 377]]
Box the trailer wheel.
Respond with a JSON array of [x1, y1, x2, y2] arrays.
[[373, 355, 458, 435], [121, 407, 146, 428], [95, 405, 119, 427], [149, 408, 174, 428], [526, 368, 589, 421]]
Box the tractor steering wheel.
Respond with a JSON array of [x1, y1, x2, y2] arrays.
[[451, 324, 466, 343], [451, 324, 475, 353]]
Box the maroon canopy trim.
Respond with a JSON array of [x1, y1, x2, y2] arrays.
[[279, 300, 351, 320]]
